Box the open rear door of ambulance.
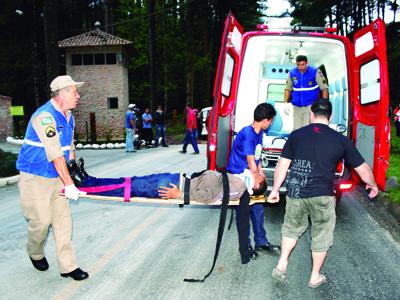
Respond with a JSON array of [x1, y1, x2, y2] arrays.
[[207, 12, 244, 170], [351, 18, 390, 190]]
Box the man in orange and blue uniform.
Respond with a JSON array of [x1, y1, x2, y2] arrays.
[[16, 75, 88, 281], [284, 55, 328, 130]]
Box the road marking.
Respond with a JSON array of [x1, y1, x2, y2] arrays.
[[51, 208, 166, 300]]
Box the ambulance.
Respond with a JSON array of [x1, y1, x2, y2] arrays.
[[206, 13, 390, 200]]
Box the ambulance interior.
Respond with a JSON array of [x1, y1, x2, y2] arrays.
[[233, 35, 349, 170]]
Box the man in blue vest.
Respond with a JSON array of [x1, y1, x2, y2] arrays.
[[284, 55, 328, 130], [16, 75, 88, 281]]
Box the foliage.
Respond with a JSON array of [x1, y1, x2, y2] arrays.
[[387, 126, 400, 202], [288, 0, 399, 33], [0, 0, 267, 121], [0, 150, 18, 177]]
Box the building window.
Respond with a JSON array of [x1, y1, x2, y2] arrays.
[[71, 53, 118, 66], [83, 54, 94, 65], [71, 54, 82, 65], [108, 97, 118, 109], [106, 53, 117, 64], [94, 53, 105, 64]]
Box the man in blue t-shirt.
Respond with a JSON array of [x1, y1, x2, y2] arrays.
[[268, 99, 378, 288], [227, 103, 280, 259], [142, 108, 153, 146], [125, 104, 137, 152]]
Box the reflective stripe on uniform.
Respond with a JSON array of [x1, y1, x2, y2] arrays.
[[24, 138, 71, 151], [292, 85, 319, 91]]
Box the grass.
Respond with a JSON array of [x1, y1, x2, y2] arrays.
[[164, 117, 186, 143], [0, 149, 18, 177], [386, 126, 400, 203]]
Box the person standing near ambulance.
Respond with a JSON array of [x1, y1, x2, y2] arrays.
[[227, 103, 280, 258], [268, 99, 378, 288], [16, 75, 88, 281], [394, 103, 400, 137], [284, 55, 329, 130]]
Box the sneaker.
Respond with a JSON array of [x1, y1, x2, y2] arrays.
[[255, 243, 281, 255], [248, 246, 259, 259], [179, 150, 187, 154]]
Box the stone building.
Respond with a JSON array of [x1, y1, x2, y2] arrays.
[[0, 95, 13, 140], [58, 29, 132, 142]]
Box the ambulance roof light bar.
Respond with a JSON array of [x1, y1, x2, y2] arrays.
[[257, 24, 337, 34]]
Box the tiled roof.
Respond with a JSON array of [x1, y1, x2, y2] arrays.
[[58, 28, 132, 48]]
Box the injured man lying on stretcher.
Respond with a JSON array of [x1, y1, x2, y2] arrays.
[[68, 158, 266, 203], [68, 158, 266, 265]]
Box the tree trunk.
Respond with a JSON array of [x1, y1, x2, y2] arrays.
[[43, 0, 59, 98], [32, 2, 41, 109], [148, 0, 156, 110]]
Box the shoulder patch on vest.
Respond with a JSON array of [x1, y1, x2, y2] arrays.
[[41, 116, 53, 126], [45, 126, 56, 138]]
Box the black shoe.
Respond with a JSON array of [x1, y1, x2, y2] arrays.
[[30, 257, 49, 271], [248, 246, 259, 259], [179, 150, 187, 154], [191, 152, 200, 155], [61, 268, 89, 281], [255, 243, 281, 255], [77, 158, 89, 179], [162, 144, 169, 147]]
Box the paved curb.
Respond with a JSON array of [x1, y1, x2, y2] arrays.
[[0, 175, 19, 187]]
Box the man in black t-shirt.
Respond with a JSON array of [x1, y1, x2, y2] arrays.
[[268, 99, 378, 288], [153, 105, 168, 147]]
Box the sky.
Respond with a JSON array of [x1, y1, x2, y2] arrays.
[[263, 0, 399, 28], [264, 0, 293, 28]]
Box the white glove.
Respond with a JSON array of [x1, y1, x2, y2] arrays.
[[64, 184, 86, 201], [284, 102, 291, 115]]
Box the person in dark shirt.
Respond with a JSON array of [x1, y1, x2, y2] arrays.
[[153, 105, 168, 147], [268, 98, 378, 288], [227, 103, 280, 259]]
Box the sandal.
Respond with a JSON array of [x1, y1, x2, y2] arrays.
[[272, 267, 287, 282], [307, 274, 327, 288]]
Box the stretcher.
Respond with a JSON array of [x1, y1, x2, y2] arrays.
[[76, 193, 268, 205]]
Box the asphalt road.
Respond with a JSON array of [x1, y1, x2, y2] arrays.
[[0, 144, 399, 300]]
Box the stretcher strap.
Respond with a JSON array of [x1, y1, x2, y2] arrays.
[[77, 177, 132, 201], [184, 177, 190, 205], [184, 171, 229, 283]]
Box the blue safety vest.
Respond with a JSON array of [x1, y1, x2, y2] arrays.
[[290, 66, 320, 107], [16, 100, 74, 178]]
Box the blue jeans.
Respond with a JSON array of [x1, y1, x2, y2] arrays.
[[155, 125, 167, 146], [182, 129, 199, 153], [79, 173, 180, 198], [125, 128, 135, 152]]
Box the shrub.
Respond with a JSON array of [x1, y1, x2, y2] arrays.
[[0, 150, 18, 177]]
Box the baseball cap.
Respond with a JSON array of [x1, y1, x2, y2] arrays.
[[50, 75, 85, 92], [128, 104, 136, 109]]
